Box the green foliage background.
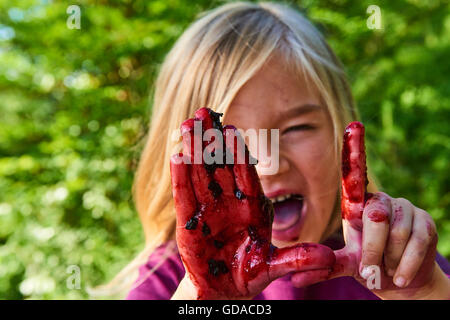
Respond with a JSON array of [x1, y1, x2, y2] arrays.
[[0, 0, 448, 299]]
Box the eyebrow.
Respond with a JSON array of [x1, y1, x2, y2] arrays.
[[281, 103, 323, 119]]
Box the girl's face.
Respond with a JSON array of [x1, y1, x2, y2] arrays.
[[224, 59, 340, 248]]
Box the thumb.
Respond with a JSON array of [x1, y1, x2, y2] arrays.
[[329, 247, 359, 279], [291, 246, 359, 288], [268, 243, 335, 281], [328, 218, 363, 280]]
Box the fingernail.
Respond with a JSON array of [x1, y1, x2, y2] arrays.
[[360, 266, 374, 279], [386, 268, 395, 277], [394, 276, 406, 288]]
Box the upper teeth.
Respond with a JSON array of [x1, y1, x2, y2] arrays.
[[269, 194, 303, 204]]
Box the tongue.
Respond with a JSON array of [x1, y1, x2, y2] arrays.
[[272, 198, 303, 230]]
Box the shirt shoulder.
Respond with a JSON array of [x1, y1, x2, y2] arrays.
[[126, 240, 185, 300], [436, 252, 450, 275]]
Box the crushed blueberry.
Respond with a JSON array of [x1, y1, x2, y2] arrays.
[[202, 222, 211, 236], [204, 150, 226, 174], [208, 259, 220, 277], [208, 180, 223, 198], [209, 110, 223, 131], [185, 216, 198, 230], [208, 259, 228, 276], [234, 189, 246, 200], [247, 225, 258, 241], [214, 240, 224, 249], [218, 260, 229, 274], [204, 163, 216, 174]]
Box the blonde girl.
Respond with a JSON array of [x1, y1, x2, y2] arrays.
[[98, 1, 450, 300]]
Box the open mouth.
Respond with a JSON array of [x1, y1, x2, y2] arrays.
[[268, 194, 305, 242]]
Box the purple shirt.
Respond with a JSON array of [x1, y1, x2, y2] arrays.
[[126, 236, 450, 300]]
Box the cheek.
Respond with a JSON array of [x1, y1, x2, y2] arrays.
[[292, 136, 339, 234], [293, 135, 339, 185]]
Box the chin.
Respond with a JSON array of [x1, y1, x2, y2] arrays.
[[271, 223, 324, 248]]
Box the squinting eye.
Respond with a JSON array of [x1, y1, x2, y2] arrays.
[[283, 124, 315, 134]]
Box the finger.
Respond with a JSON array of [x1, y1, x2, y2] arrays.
[[195, 107, 222, 154], [341, 121, 367, 230], [338, 122, 367, 276], [393, 209, 436, 288], [181, 117, 216, 205], [328, 246, 359, 279], [170, 153, 197, 229], [194, 111, 240, 218], [383, 198, 413, 276], [182, 109, 228, 206], [182, 108, 223, 162], [191, 164, 217, 205], [196, 110, 236, 198], [213, 167, 236, 197], [268, 243, 335, 281], [181, 118, 202, 163], [194, 107, 216, 131], [223, 125, 263, 198], [360, 192, 391, 277], [170, 157, 214, 290]]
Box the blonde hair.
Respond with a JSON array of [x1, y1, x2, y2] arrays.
[[91, 1, 377, 298]]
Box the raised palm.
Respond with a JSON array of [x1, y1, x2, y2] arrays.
[[170, 107, 335, 299]]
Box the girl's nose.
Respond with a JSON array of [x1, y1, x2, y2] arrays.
[[256, 152, 290, 178]]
